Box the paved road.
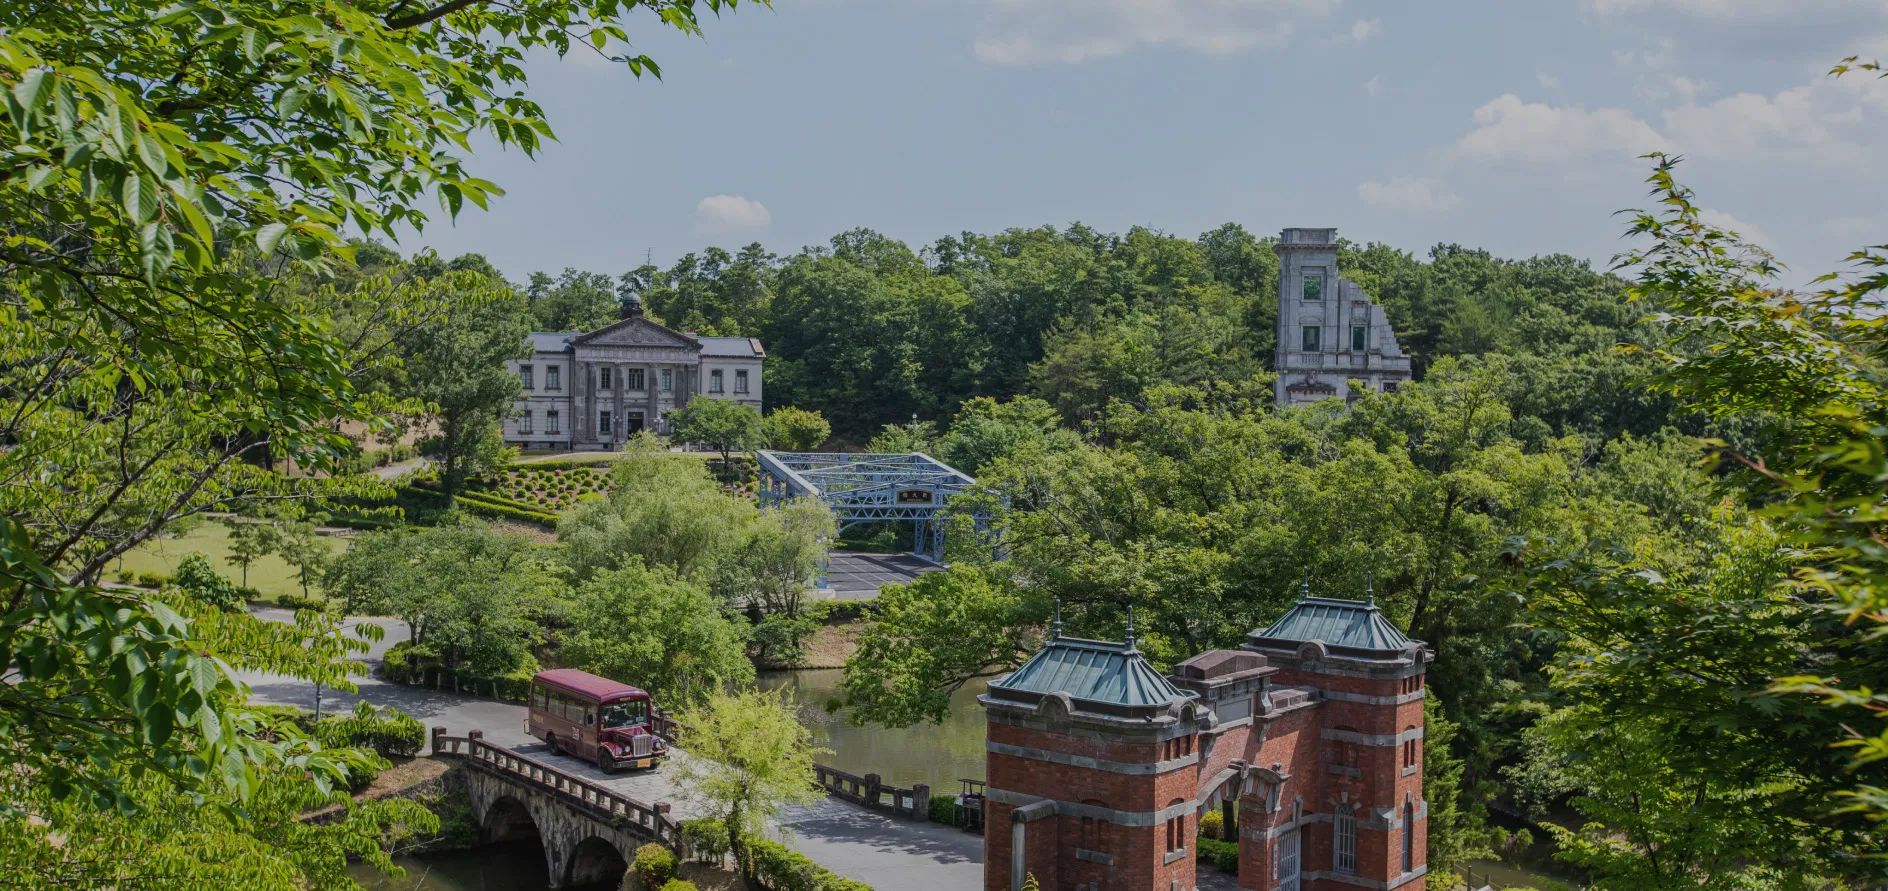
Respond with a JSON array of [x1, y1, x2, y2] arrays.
[[823, 552, 939, 600], [239, 608, 985, 888]]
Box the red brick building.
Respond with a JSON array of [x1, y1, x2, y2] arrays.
[[980, 591, 1431, 891]]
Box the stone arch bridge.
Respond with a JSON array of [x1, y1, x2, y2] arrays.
[[433, 729, 681, 889]]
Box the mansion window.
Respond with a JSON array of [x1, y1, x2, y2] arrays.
[[1302, 326, 1321, 352], [1302, 273, 1324, 301], [600, 367, 613, 390], [520, 410, 533, 434], [734, 369, 749, 394], [661, 368, 674, 391], [1352, 326, 1367, 351], [546, 410, 560, 434], [520, 365, 534, 389], [599, 410, 613, 436], [547, 366, 560, 390], [625, 368, 645, 390], [709, 369, 724, 393], [1334, 806, 1357, 874]]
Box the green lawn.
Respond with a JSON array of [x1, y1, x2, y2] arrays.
[[113, 522, 347, 603]]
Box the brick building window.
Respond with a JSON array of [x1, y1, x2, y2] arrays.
[[735, 369, 749, 394], [1164, 799, 1187, 853], [546, 410, 560, 434], [1334, 805, 1356, 874], [1078, 803, 1110, 857], [1333, 726, 1361, 767], [1404, 727, 1419, 769], [600, 367, 614, 390], [520, 365, 534, 389], [1402, 802, 1415, 873], [547, 366, 560, 390]]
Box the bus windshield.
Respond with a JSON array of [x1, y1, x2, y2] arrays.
[[600, 700, 648, 730]]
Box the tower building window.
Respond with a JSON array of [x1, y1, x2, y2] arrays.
[[1302, 326, 1321, 352], [1303, 274, 1324, 301], [1352, 325, 1367, 351], [1335, 805, 1356, 874]]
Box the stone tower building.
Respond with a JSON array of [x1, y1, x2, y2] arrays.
[[981, 591, 1431, 891], [1272, 228, 1411, 407]]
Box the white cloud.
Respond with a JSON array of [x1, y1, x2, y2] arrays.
[[1358, 177, 1462, 213], [691, 195, 771, 232], [1455, 95, 1673, 163], [1364, 75, 1383, 98], [1585, 0, 1888, 62], [1661, 77, 1885, 167], [1698, 208, 1776, 249], [1536, 69, 1562, 91], [1349, 18, 1384, 42], [972, 0, 1342, 66]]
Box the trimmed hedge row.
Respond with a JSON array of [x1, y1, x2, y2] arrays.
[[1197, 838, 1238, 875], [507, 456, 618, 471], [451, 494, 559, 526], [743, 836, 872, 891]]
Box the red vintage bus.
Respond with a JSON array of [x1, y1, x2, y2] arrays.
[[526, 669, 668, 773]]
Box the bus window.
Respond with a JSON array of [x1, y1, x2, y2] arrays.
[[532, 685, 547, 710], [601, 700, 648, 729], [584, 707, 595, 727]]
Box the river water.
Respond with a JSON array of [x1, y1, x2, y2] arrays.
[[758, 668, 991, 794]]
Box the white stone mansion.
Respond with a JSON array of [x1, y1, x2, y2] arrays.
[[502, 296, 765, 451], [1272, 227, 1412, 406]]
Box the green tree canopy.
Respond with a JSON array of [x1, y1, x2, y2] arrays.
[[559, 559, 755, 708], [670, 396, 765, 467]]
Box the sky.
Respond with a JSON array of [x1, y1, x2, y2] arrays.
[[400, 0, 1888, 287]]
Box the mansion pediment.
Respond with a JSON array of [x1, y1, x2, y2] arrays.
[[571, 317, 700, 351]]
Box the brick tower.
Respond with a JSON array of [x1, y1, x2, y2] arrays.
[[1234, 588, 1430, 891], [980, 617, 1213, 891]]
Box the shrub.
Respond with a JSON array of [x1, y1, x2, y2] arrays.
[[928, 793, 958, 824], [277, 590, 328, 612], [743, 836, 872, 891], [382, 641, 415, 683], [315, 701, 426, 757], [1197, 808, 1224, 841], [1197, 838, 1238, 875], [114, 569, 135, 584], [679, 818, 730, 862], [171, 551, 246, 612], [632, 843, 678, 888], [136, 571, 167, 588], [658, 881, 698, 891]]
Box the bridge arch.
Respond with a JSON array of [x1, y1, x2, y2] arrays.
[[480, 794, 539, 843], [565, 835, 631, 887]]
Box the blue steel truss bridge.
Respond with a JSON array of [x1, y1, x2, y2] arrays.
[[755, 451, 983, 564]]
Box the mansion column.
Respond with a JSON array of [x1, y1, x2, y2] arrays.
[[613, 362, 627, 446], [646, 363, 659, 432], [581, 362, 595, 443]]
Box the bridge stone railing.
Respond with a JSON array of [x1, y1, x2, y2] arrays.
[[432, 727, 680, 846], [813, 762, 930, 822]]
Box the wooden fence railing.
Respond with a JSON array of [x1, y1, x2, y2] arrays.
[[432, 728, 680, 845], [813, 763, 930, 822]]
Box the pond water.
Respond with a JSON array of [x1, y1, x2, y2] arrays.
[[758, 668, 990, 793]]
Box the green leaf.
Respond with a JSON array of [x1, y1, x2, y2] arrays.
[[255, 222, 290, 256], [13, 68, 48, 112], [121, 173, 158, 224]]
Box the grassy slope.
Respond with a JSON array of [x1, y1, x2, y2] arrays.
[[114, 523, 346, 602]]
